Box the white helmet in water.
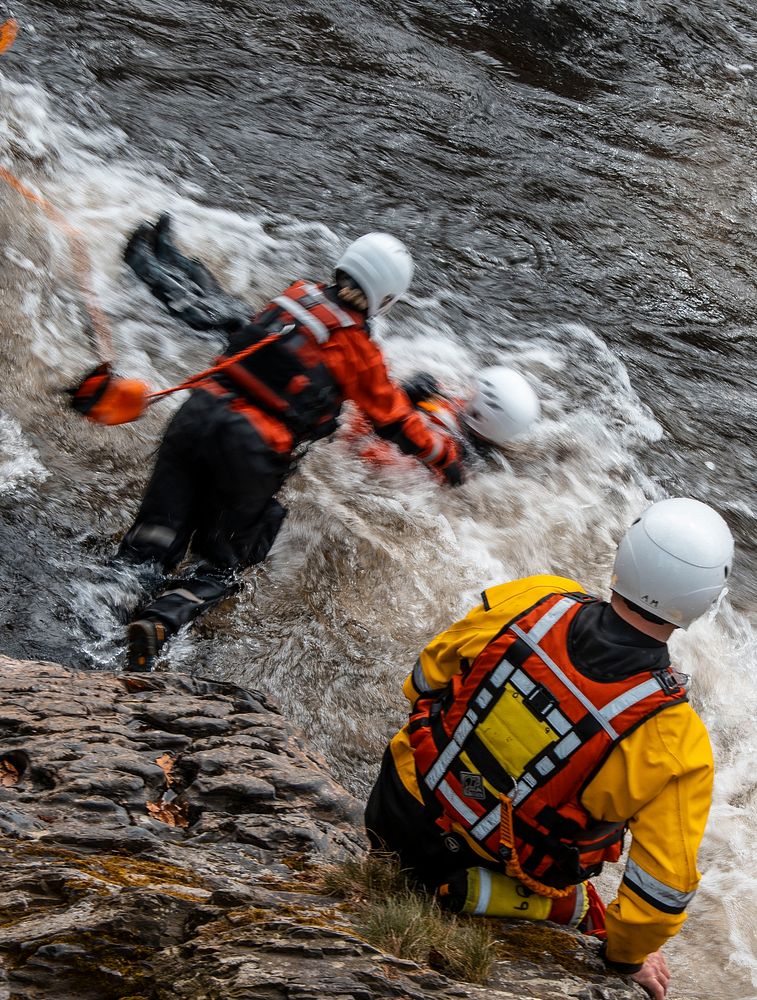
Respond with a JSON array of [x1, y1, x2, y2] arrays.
[[463, 366, 541, 447], [612, 497, 734, 629], [336, 233, 414, 317]]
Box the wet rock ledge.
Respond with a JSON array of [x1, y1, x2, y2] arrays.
[[0, 658, 644, 999]]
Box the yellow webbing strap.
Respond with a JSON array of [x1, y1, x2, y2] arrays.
[[499, 794, 574, 900]]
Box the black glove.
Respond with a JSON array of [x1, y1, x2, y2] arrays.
[[431, 434, 465, 487], [402, 372, 442, 406], [442, 459, 464, 487], [68, 362, 112, 415]]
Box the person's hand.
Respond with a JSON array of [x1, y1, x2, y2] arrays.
[[402, 372, 441, 405], [441, 458, 464, 486], [434, 436, 465, 487], [631, 952, 671, 1000]]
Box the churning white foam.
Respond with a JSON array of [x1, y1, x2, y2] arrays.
[[1, 67, 756, 998], [0, 412, 48, 494]]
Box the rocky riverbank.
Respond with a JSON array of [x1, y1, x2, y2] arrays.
[[0, 658, 644, 999]]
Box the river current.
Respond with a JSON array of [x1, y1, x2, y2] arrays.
[[0, 0, 755, 995]]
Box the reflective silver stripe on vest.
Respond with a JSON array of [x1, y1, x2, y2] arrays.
[[510, 623, 620, 741], [527, 596, 576, 643], [547, 708, 571, 736], [476, 688, 493, 710], [512, 771, 538, 807], [273, 295, 331, 343], [623, 858, 696, 914], [425, 711, 477, 790], [438, 778, 480, 825], [412, 657, 436, 694], [490, 657, 516, 689], [601, 677, 663, 724], [570, 883, 586, 925], [511, 669, 535, 697], [470, 803, 501, 841], [473, 868, 493, 916], [301, 281, 355, 327], [511, 732, 580, 809], [554, 731, 582, 759]]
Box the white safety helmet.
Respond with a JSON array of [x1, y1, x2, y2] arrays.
[[335, 233, 414, 317], [612, 497, 734, 629], [463, 366, 541, 447]]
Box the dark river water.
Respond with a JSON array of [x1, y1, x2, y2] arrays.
[[0, 0, 755, 995]]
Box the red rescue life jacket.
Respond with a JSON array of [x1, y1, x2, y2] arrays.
[[211, 280, 362, 443], [408, 592, 688, 889]]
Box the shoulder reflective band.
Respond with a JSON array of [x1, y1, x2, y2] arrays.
[[301, 282, 355, 327], [600, 677, 663, 725], [273, 295, 331, 343], [623, 858, 696, 914], [412, 657, 436, 694], [528, 596, 577, 643]]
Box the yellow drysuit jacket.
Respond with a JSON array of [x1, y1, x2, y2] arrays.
[[389, 574, 713, 967]]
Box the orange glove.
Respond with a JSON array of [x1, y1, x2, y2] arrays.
[[69, 363, 149, 426]]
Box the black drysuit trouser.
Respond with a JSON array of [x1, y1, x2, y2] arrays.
[[119, 389, 290, 634], [365, 746, 494, 890]]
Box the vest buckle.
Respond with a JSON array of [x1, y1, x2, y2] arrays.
[[526, 683, 556, 718], [654, 668, 688, 695], [430, 699, 444, 719]]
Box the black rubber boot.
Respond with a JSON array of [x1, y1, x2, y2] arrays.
[[126, 618, 168, 673]]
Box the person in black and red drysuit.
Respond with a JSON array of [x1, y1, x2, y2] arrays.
[[120, 216, 463, 671], [346, 366, 540, 472]]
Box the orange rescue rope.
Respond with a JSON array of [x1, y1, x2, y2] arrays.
[[1, 19, 277, 425], [1, 17, 113, 358], [144, 331, 281, 403], [0, 164, 115, 360], [499, 794, 574, 900]]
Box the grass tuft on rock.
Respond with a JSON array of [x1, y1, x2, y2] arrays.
[[320, 851, 412, 900], [320, 853, 495, 984]]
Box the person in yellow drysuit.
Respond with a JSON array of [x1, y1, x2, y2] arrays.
[[365, 497, 733, 1000]]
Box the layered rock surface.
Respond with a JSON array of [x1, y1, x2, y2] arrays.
[[0, 658, 644, 999]]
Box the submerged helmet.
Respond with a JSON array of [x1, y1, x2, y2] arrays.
[[611, 497, 734, 629], [463, 366, 541, 446], [335, 233, 414, 317]]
